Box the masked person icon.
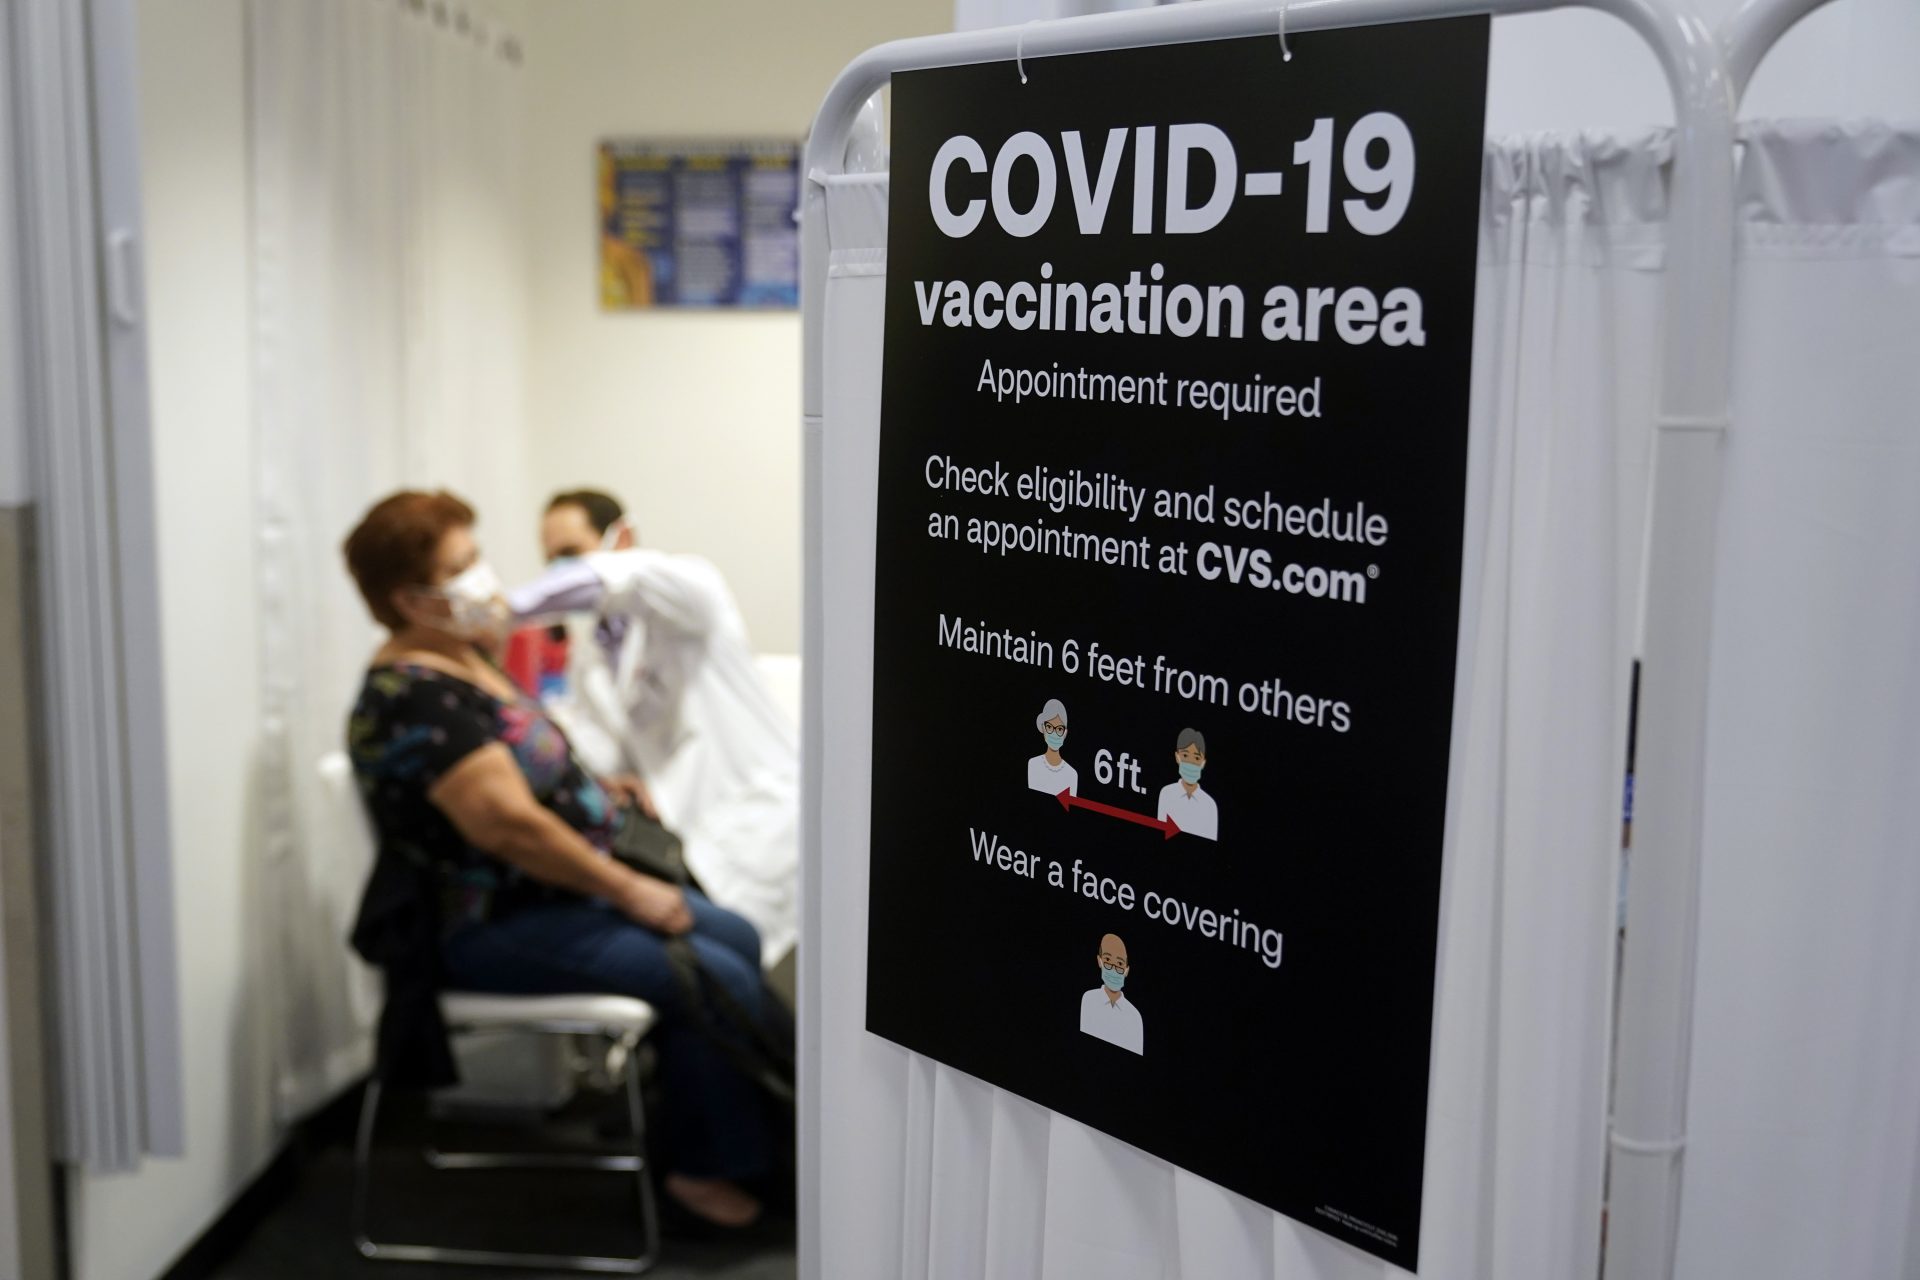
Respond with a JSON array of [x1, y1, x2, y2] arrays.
[[1156, 728, 1218, 841], [1078, 933, 1143, 1055], [1027, 698, 1079, 797]]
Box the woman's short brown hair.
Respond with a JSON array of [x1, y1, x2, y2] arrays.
[[343, 490, 475, 629]]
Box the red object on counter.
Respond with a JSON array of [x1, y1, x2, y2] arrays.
[[502, 627, 542, 696], [503, 626, 572, 700]]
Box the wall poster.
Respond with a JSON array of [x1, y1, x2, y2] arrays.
[[598, 139, 800, 308]]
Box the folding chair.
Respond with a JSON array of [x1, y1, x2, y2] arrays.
[[351, 992, 661, 1274]]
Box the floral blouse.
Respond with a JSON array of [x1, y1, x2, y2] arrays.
[[347, 662, 617, 932]]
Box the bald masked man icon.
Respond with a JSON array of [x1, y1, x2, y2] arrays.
[[1078, 933, 1143, 1055]]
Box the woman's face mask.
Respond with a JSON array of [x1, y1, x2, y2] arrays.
[[416, 560, 506, 641]]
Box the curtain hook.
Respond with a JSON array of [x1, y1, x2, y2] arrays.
[[1016, 20, 1041, 85], [1278, 5, 1294, 61]]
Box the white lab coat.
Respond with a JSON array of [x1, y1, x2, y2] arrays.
[[544, 550, 799, 965]]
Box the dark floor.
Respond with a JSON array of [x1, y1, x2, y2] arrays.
[[202, 1092, 796, 1280]]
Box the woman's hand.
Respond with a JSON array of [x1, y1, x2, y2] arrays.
[[617, 872, 694, 936], [602, 773, 659, 821], [431, 745, 685, 923]]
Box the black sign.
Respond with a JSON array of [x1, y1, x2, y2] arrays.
[[865, 22, 1488, 1269]]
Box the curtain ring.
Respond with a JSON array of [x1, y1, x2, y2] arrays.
[[1278, 5, 1293, 61]]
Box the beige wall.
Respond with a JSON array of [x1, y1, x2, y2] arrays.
[[515, 0, 947, 654]]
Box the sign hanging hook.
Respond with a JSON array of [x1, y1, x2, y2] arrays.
[[1278, 5, 1294, 61], [1016, 20, 1040, 84]]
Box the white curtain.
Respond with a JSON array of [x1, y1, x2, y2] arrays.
[[810, 130, 1665, 1278], [1673, 120, 1920, 1280], [248, 0, 532, 1124]]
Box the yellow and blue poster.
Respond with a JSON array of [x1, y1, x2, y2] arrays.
[[598, 139, 800, 309]]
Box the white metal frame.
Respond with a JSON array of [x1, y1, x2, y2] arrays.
[[1722, 0, 1841, 99], [798, 3, 1738, 1278], [1599, 0, 1846, 1276]]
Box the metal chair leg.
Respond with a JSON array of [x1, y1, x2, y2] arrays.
[[626, 1038, 662, 1273], [349, 1028, 658, 1273], [350, 1077, 385, 1258]]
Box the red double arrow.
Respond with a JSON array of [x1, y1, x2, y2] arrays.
[[1057, 789, 1180, 840]]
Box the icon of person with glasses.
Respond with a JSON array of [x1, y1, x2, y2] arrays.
[[1079, 933, 1143, 1054], [1028, 697, 1079, 797]]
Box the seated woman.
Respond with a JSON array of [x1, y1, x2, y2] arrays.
[[342, 489, 768, 1229]]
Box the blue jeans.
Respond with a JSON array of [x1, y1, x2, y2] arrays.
[[443, 892, 771, 1180]]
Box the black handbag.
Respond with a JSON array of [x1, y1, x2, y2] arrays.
[[609, 803, 691, 887], [607, 800, 795, 1102]]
